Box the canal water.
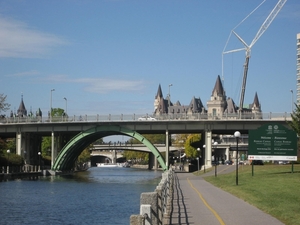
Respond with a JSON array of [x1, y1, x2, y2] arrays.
[[0, 167, 163, 225]]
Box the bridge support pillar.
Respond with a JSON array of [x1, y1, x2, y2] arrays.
[[16, 132, 42, 165], [51, 132, 56, 168], [225, 147, 230, 161], [148, 153, 158, 170], [112, 150, 117, 164], [205, 131, 212, 168], [165, 130, 169, 170]]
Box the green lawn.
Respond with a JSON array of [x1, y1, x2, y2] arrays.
[[202, 164, 300, 225]]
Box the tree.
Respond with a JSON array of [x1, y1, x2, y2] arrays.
[[52, 108, 65, 117], [288, 103, 300, 136], [77, 147, 91, 164], [0, 94, 10, 115], [287, 104, 300, 157], [184, 134, 201, 158]]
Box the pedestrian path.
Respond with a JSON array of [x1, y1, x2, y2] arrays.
[[169, 166, 284, 225]]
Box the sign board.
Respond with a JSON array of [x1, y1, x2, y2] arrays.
[[248, 124, 297, 161]]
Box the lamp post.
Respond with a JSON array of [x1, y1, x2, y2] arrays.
[[202, 145, 206, 173], [168, 84, 173, 108], [234, 131, 241, 185], [197, 147, 201, 172], [290, 89, 294, 113], [6, 149, 10, 174], [24, 150, 27, 165], [64, 97, 67, 115], [50, 89, 55, 122], [38, 152, 41, 171], [213, 142, 218, 177], [196, 157, 199, 171]]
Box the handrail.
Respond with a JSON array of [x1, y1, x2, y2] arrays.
[[0, 112, 291, 124]]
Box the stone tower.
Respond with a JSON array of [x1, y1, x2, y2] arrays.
[[207, 75, 227, 117]]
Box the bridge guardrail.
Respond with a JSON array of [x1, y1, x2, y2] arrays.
[[130, 169, 174, 225], [0, 112, 292, 124]]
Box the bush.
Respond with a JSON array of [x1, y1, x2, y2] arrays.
[[0, 153, 24, 166]]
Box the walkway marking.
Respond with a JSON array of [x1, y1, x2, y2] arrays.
[[187, 177, 226, 225]]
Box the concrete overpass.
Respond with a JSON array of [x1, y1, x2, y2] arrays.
[[92, 144, 179, 152], [0, 112, 292, 171]]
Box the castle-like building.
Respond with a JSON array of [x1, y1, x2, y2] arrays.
[[154, 75, 262, 119]]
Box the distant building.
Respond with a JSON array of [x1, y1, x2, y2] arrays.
[[154, 75, 262, 119], [17, 94, 27, 117]]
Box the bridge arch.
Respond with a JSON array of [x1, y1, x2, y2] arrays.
[[52, 125, 167, 171]]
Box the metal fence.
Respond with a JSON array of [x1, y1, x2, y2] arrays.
[[0, 112, 292, 124]]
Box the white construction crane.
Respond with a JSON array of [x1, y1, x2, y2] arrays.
[[222, 0, 287, 111]]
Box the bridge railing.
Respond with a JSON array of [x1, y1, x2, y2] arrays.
[[0, 112, 292, 124], [130, 169, 174, 225]]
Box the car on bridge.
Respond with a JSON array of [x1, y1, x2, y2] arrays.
[[138, 115, 157, 121]]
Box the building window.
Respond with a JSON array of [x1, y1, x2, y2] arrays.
[[213, 109, 216, 116]]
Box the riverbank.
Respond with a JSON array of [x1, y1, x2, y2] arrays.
[[0, 171, 42, 181]]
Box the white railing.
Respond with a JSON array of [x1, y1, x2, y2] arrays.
[[0, 112, 292, 124]]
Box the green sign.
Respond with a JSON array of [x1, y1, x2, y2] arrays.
[[248, 123, 297, 161]]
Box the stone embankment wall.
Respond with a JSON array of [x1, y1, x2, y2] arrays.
[[130, 169, 174, 225]]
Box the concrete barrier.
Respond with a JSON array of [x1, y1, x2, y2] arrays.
[[130, 169, 174, 225]]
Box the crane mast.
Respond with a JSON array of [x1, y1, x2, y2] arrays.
[[223, 0, 287, 112]]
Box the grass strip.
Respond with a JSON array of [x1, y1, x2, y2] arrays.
[[203, 164, 300, 225]]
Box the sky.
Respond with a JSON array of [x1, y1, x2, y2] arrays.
[[1, 0, 300, 118]]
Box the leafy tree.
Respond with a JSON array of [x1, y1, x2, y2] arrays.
[[287, 104, 300, 158], [77, 147, 91, 164], [52, 108, 65, 117], [184, 134, 201, 158], [0, 93, 10, 115], [41, 137, 52, 160], [288, 103, 300, 136], [173, 134, 189, 149], [122, 150, 149, 164]]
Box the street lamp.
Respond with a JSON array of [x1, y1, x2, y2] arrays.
[[24, 150, 27, 165], [6, 149, 10, 174], [202, 145, 206, 173], [213, 142, 218, 177], [197, 147, 201, 172], [234, 131, 241, 185], [196, 157, 199, 171], [50, 89, 55, 122], [290, 89, 294, 113], [38, 152, 41, 171], [64, 97, 67, 116], [168, 84, 173, 108]]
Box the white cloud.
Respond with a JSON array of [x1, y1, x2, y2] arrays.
[[6, 70, 40, 77], [0, 16, 68, 58], [76, 78, 145, 93], [42, 75, 146, 94]]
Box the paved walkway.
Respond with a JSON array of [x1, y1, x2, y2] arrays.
[[169, 165, 284, 225]]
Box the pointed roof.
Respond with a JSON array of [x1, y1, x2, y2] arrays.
[[156, 84, 163, 98], [175, 100, 181, 106], [253, 92, 260, 107], [212, 75, 225, 96], [189, 96, 204, 113], [17, 94, 27, 117], [225, 97, 237, 113]]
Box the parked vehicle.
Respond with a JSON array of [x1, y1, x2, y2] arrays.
[[138, 115, 157, 121], [225, 160, 233, 165], [252, 160, 264, 165]]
